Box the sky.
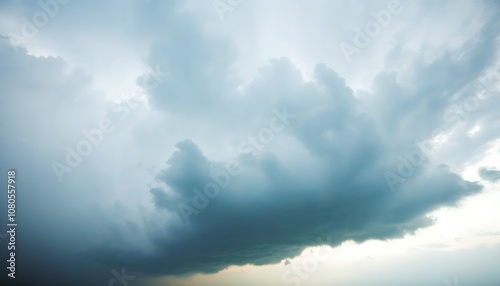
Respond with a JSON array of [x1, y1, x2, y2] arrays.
[[0, 0, 499, 285]]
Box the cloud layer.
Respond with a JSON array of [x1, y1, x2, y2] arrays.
[[0, 0, 499, 284]]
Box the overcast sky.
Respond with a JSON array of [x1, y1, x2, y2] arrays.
[[0, 0, 500, 285]]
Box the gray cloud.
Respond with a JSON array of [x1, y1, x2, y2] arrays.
[[479, 167, 500, 182], [87, 36, 495, 275], [1, 0, 499, 284]]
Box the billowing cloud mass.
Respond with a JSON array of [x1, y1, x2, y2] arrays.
[[0, 0, 499, 285], [87, 1, 498, 275]]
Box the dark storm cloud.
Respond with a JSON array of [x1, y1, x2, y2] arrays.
[[85, 25, 499, 274], [1, 0, 499, 284], [0, 43, 121, 285], [80, 0, 500, 277]]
